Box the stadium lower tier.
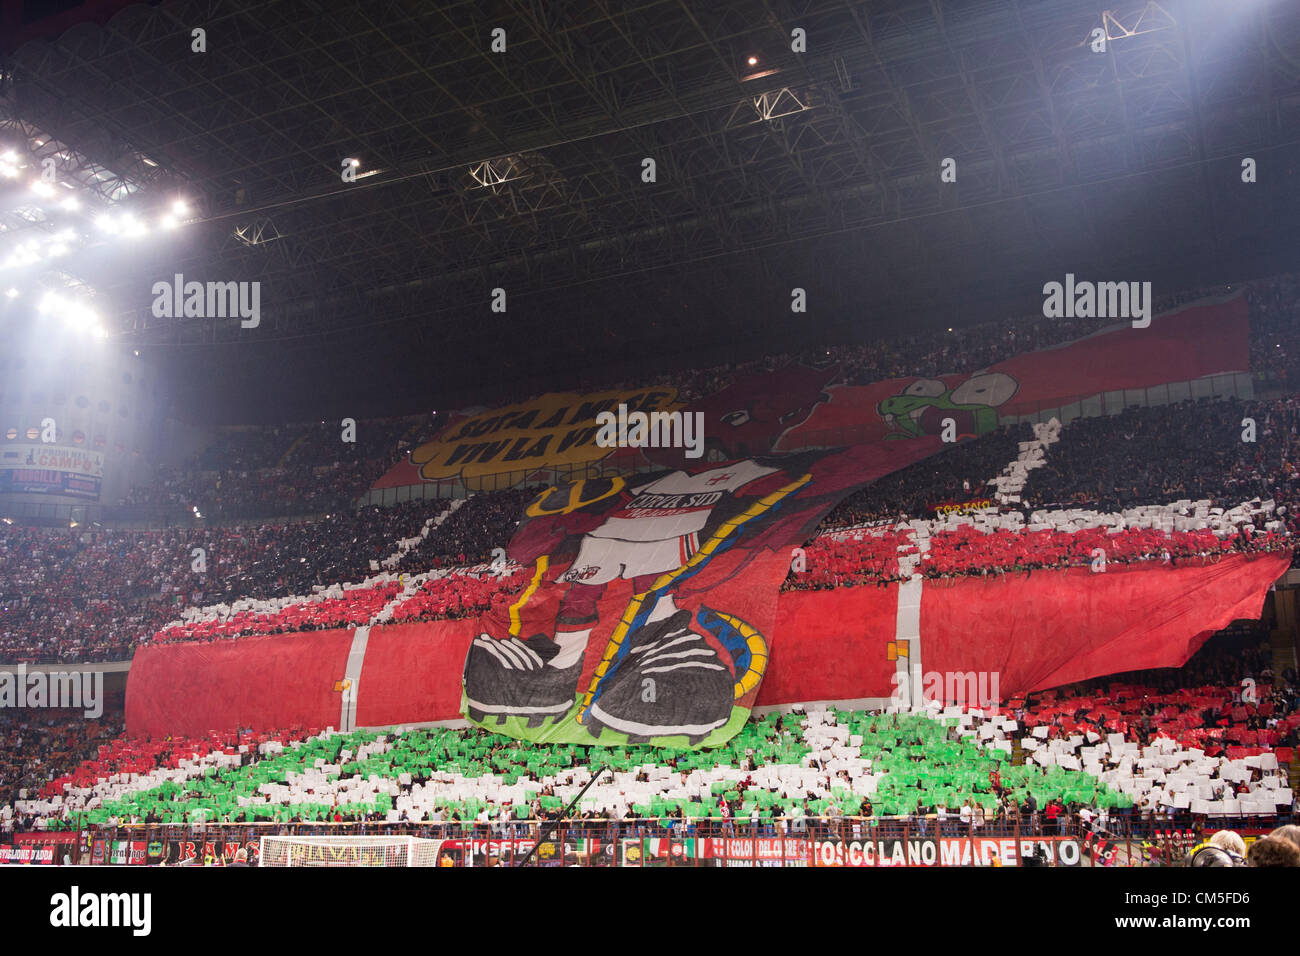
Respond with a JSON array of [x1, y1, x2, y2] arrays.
[[11, 707, 1292, 832], [123, 551, 1289, 740]]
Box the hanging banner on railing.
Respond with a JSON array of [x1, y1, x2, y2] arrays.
[[0, 844, 58, 864], [812, 836, 1083, 867], [0, 443, 105, 499]]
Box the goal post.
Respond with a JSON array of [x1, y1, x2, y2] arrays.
[[258, 835, 447, 867]]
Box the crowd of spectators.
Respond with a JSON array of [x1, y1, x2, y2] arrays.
[[785, 393, 1300, 591], [396, 488, 542, 572], [391, 568, 530, 624], [115, 414, 445, 521], [565, 275, 1264, 406], [0, 501, 439, 662], [151, 582, 405, 643], [117, 459, 392, 521], [0, 710, 125, 812], [817, 423, 1031, 530], [786, 524, 1289, 591], [1020, 398, 1293, 513], [1013, 625, 1298, 757], [1247, 273, 1300, 391]]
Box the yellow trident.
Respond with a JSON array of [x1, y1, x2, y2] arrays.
[[524, 477, 626, 517]]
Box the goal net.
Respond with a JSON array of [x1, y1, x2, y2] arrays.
[[258, 835, 447, 867]]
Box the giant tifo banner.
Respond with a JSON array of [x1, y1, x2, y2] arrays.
[[461, 439, 942, 748], [126, 295, 1261, 743], [0, 443, 105, 499]]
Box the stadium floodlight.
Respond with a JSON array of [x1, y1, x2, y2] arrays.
[[4, 288, 17, 298], [747, 55, 758, 65], [31, 180, 55, 198], [95, 213, 119, 234], [60, 196, 80, 211], [37, 291, 102, 338], [171, 199, 189, 216], [160, 213, 178, 230], [120, 214, 147, 238]]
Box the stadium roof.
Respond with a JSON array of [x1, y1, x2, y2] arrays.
[[2, 0, 1299, 422]]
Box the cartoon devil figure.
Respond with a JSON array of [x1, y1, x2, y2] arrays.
[[462, 462, 814, 745], [462, 366, 847, 746]]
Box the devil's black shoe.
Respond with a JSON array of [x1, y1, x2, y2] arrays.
[[463, 633, 580, 726], [584, 610, 736, 745]]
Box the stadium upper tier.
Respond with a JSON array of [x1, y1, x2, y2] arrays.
[[69, 270, 1298, 525], [1, 391, 1297, 663]]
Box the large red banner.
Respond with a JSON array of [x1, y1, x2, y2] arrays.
[[921, 552, 1289, 696], [783, 295, 1248, 447], [126, 551, 1286, 736], [126, 629, 354, 739]]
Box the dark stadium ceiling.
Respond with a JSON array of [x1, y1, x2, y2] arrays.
[[2, 0, 1300, 423]]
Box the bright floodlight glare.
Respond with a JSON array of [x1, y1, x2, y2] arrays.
[[120, 214, 147, 238], [60, 196, 80, 211], [171, 199, 188, 215], [747, 55, 758, 66], [0, 150, 15, 162], [347, 157, 360, 167], [31, 180, 55, 197], [160, 213, 178, 230], [96, 213, 119, 234], [3, 288, 17, 298]]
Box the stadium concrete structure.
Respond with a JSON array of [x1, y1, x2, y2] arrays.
[[1, 0, 1299, 876]]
